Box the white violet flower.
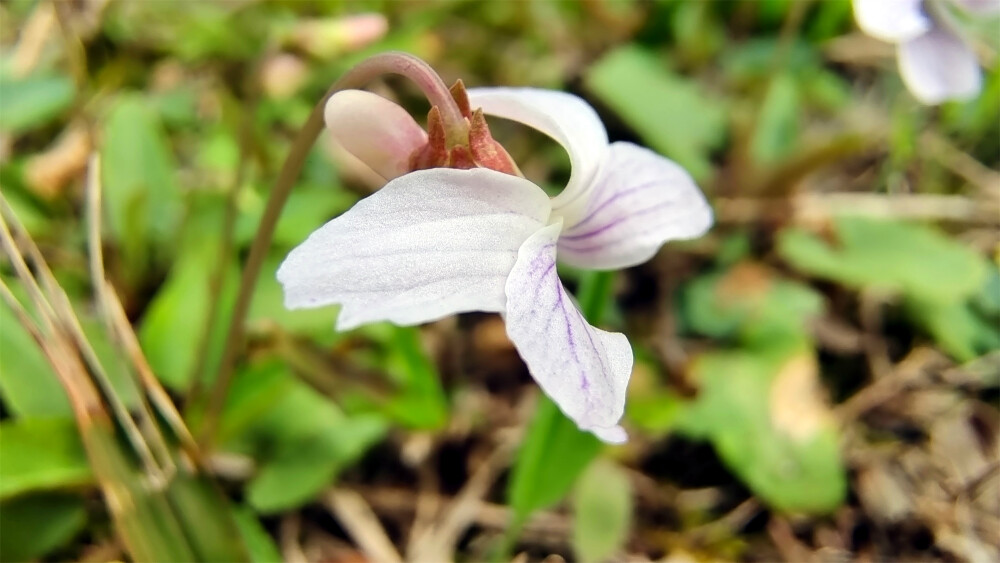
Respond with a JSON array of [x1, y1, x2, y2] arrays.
[[853, 0, 999, 104], [277, 81, 712, 444]]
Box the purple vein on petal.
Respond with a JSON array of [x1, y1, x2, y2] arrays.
[[563, 179, 660, 234], [559, 200, 674, 242]]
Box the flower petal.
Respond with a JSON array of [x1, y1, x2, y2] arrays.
[[853, 0, 931, 42], [324, 89, 427, 181], [466, 87, 608, 210], [504, 221, 633, 443], [555, 142, 713, 270], [898, 27, 981, 104], [278, 168, 551, 330]]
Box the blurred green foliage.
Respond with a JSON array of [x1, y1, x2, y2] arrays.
[[1, 0, 998, 560]]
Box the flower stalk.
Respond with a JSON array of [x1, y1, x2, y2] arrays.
[[201, 51, 468, 448]]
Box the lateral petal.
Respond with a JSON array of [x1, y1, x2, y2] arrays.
[[324, 89, 428, 181], [556, 142, 713, 270], [277, 168, 551, 330], [898, 28, 981, 105], [467, 88, 608, 210], [504, 222, 633, 443], [853, 0, 931, 43]]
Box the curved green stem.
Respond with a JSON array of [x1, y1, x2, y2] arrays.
[[198, 52, 464, 448]]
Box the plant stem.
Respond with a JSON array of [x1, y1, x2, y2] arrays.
[[200, 52, 465, 449], [577, 270, 616, 325]]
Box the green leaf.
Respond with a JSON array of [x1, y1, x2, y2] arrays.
[[572, 459, 633, 563], [0, 74, 75, 134], [508, 397, 602, 519], [246, 411, 388, 513], [750, 73, 800, 165], [904, 267, 1000, 362], [677, 344, 846, 513], [0, 293, 141, 415], [232, 506, 283, 563], [380, 326, 449, 430], [682, 262, 824, 344], [165, 473, 254, 561], [139, 244, 238, 391], [0, 301, 72, 417], [100, 93, 183, 267], [585, 45, 727, 182], [778, 217, 987, 303], [906, 297, 1000, 362], [0, 418, 93, 499], [230, 361, 388, 513], [0, 494, 87, 561]]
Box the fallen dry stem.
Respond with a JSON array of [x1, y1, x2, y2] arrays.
[[325, 489, 404, 563]]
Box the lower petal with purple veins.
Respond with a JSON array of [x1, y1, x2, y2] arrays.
[[504, 221, 633, 443]]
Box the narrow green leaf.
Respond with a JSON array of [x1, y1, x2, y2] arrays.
[[509, 397, 602, 519], [0, 418, 93, 499], [232, 506, 283, 563], [572, 459, 634, 563], [778, 217, 987, 303], [0, 74, 75, 134], [750, 73, 801, 165], [165, 474, 253, 561], [139, 245, 238, 391], [585, 46, 726, 181], [100, 93, 183, 266], [0, 302, 73, 417], [381, 326, 449, 429], [0, 494, 87, 561]]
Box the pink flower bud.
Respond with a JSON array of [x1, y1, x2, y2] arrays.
[[324, 90, 428, 181], [290, 14, 388, 59]]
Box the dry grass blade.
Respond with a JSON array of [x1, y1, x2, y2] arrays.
[[325, 489, 405, 563], [1, 193, 166, 479], [83, 154, 201, 461], [1, 161, 252, 561]]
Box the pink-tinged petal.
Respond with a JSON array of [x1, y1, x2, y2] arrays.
[[324, 89, 427, 181], [466, 88, 608, 211], [278, 168, 551, 330], [898, 28, 981, 104], [853, 0, 931, 42], [504, 222, 633, 444], [555, 142, 713, 270], [954, 0, 1000, 14]]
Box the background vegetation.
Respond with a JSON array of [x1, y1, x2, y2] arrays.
[[1, 0, 998, 561]]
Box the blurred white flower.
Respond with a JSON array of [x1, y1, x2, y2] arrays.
[[277, 88, 713, 443], [853, 0, 999, 104]]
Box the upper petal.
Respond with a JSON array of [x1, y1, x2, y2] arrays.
[[504, 221, 633, 443], [898, 27, 981, 104], [467, 88, 609, 210], [278, 168, 551, 330], [555, 142, 713, 270], [324, 89, 427, 181], [853, 0, 931, 42]]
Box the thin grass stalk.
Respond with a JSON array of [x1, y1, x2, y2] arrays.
[[81, 153, 202, 460], [84, 155, 178, 473], [185, 92, 254, 407], [1, 195, 166, 479]]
